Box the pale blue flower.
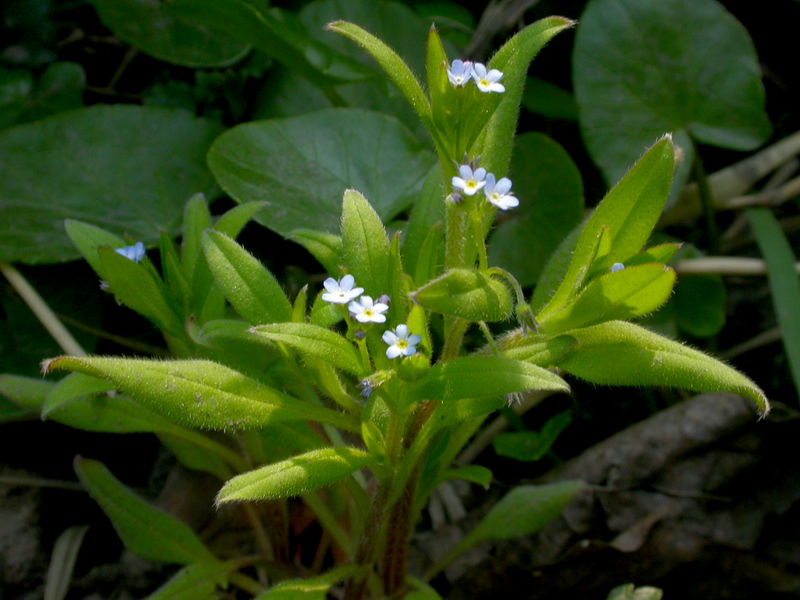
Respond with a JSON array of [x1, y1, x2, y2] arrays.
[[611, 263, 625, 273], [447, 59, 472, 86], [115, 242, 145, 263], [349, 295, 389, 323], [452, 164, 487, 196], [472, 63, 505, 93], [484, 174, 518, 210], [322, 274, 363, 304], [382, 324, 422, 359]]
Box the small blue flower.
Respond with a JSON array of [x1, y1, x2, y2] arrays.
[[611, 263, 625, 273], [452, 164, 487, 196], [472, 63, 505, 93], [447, 59, 472, 87], [483, 174, 518, 210], [322, 274, 364, 304], [382, 324, 422, 359], [115, 242, 146, 263]]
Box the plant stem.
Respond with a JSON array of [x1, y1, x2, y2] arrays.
[[229, 571, 266, 595], [344, 484, 391, 600], [692, 147, 721, 255], [381, 474, 416, 595], [303, 490, 354, 558]]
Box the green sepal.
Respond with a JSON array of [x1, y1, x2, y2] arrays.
[[43, 356, 359, 432], [98, 246, 182, 337], [202, 230, 292, 326], [341, 189, 390, 298], [289, 229, 343, 277], [538, 264, 676, 335], [555, 320, 769, 416], [538, 136, 674, 321], [411, 268, 512, 322], [144, 561, 235, 600], [442, 465, 493, 487], [217, 447, 375, 503], [74, 458, 216, 565], [64, 220, 126, 280], [213, 201, 267, 239], [251, 322, 365, 377], [409, 356, 569, 402]]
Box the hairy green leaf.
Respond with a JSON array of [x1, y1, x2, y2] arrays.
[[341, 189, 390, 298], [411, 268, 512, 322]]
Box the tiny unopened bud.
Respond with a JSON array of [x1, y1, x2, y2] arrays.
[[611, 262, 625, 273], [448, 192, 464, 205], [377, 294, 391, 306], [354, 330, 366, 341], [358, 380, 373, 398], [99, 280, 111, 292]]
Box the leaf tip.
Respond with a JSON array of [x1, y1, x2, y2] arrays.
[[41, 357, 61, 375]]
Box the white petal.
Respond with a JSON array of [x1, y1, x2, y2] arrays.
[[404, 346, 417, 357], [371, 314, 387, 323], [340, 274, 355, 291], [473, 168, 486, 181], [495, 178, 512, 195], [372, 303, 389, 313], [408, 335, 422, 346], [383, 331, 399, 345], [458, 164, 473, 180], [395, 324, 409, 339], [323, 277, 339, 293], [386, 345, 403, 359]]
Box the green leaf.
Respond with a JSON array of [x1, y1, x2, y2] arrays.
[[202, 231, 292, 326], [492, 410, 571, 462], [217, 447, 374, 503], [88, 0, 250, 67], [207, 108, 433, 237], [555, 320, 769, 416], [42, 372, 115, 416], [748, 208, 800, 399], [98, 247, 183, 336], [0, 63, 84, 128], [213, 201, 268, 239], [44, 356, 359, 432], [451, 481, 584, 556], [0, 105, 222, 264], [475, 17, 575, 174], [537, 136, 674, 323], [253, 565, 360, 600], [341, 189, 391, 297], [403, 163, 445, 280], [494, 332, 576, 366], [145, 562, 234, 600], [488, 133, 584, 287], [538, 264, 676, 335], [411, 268, 513, 322], [410, 356, 569, 402], [288, 230, 343, 277], [673, 274, 726, 337], [0, 67, 32, 128], [181, 193, 212, 285], [574, 0, 771, 189], [75, 458, 216, 564], [63, 220, 126, 280], [327, 21, 434, 136], [521, 77, 578, 121], [443, 465, 493, 487], [251, 323, 364, 377], [44, 525, 89, 600]]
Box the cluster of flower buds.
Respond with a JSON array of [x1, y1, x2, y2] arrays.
[[322, 275, 421, 359], [447, 60, 505, 93]]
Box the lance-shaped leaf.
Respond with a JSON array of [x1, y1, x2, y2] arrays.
[[75, 458, 216, 564], [253, 565, 360, 600], [341, 189, 391, 297], [493, 332, 576, 365], [538, 264, 676, 335], [42, 372, 115, 416], [538, 136, 674, 322], [251, 323, 364, 376], [555, 320, 769, 415], [409, 356, 569, 402], [217, 447, 374, 503], [64, 220, 126, 280], [145, 561, 235, 600], [181, 193, 212, 286], [411, 268, 512, 322], [43, 357, 358, 432], [98, 247, 183, 336], [327, 21, 434, 138], [475, 17, 575, 173], [202, 231, 292, 326]]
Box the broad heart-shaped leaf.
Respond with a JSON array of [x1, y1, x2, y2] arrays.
[[574, 0, 771, 190], [145, 561, 234, 600], [75, 458, 216, 564], [538, 264, 677, 335], [411, 268, 513, 322], [449, 481, 585, 558], [43, 357, 359, 432], [537, 136, 674, 323], [0, 105, 222, 264], [554, 320, 769, 416], [217, 447, 375, 503], [341, 189, 390, 298], [208, 108, 433, 237], [488, 133, 584, 287], [251, 323, 365, 377], [409, 356, 569, 402], [88, 0, 250, 67], [0, 62, 84, 129], [202, 231, 292, 326]]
